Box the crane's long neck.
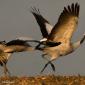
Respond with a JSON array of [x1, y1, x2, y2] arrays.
[[72, 34, 85, 50]]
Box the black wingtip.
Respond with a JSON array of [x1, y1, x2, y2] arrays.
[[30, 7, 40, 15], [64, 3, 80, 17]]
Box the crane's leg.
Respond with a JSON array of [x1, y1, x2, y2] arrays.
[[3, 63, 11, 77], [40, 54, 55, 73], [43, 54, 55, 72], [80, 33, 85, 44], [42, 54, 55, 71], [40, 61, 55, 73]]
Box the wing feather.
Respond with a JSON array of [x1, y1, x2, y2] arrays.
[[30, 7, 53, 38], [48, 3, 80, 42]]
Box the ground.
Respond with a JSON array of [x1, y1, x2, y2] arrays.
[[0, 75, 85, 85]]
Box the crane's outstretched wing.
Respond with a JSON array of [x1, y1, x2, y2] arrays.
[[6, 40, 31, 47], [30, 7, 53, 38], [4, 39, 34, 53], [48, 3, 80, 42]]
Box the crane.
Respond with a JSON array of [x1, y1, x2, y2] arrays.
[[31, 3, 85, 73], [0, 39, 35, 76]]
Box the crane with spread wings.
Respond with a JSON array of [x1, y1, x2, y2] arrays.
[[31, 3, 85, 73], [0, 39, 35, 76]]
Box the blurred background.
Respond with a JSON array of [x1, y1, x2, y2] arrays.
[[0, 0, 85, 76]]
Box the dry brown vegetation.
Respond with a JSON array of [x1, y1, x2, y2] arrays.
[[0, 75, 85, 85]]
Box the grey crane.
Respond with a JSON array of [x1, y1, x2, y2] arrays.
[[0, 39, 35, 76], [31, 3, 85, 73]]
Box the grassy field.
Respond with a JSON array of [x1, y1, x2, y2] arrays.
[[0, 75, 85, 85]]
